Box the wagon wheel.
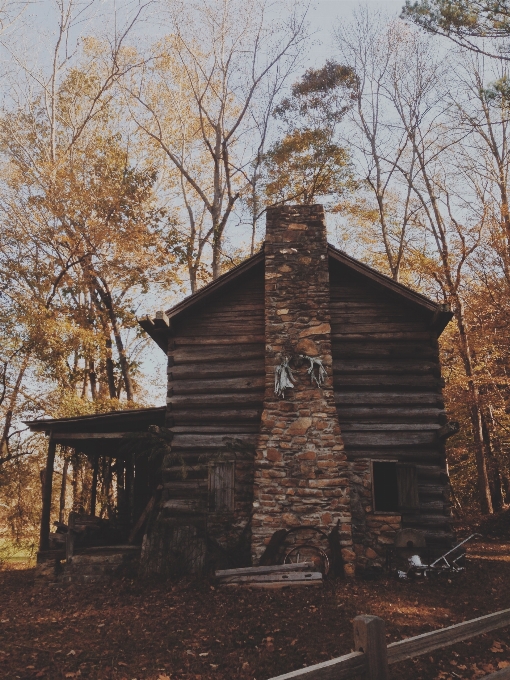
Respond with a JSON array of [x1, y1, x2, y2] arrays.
[[284, 543, 330, 576]]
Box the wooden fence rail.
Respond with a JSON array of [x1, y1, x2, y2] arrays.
[[268, 607, 510, 680]]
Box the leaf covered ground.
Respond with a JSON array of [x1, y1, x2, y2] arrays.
[[0, 538, 509, 680]]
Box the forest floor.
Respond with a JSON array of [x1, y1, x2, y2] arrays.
[[0, 534, 509, 680]]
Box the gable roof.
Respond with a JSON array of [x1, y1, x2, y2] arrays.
[[166, 250, 265, 320], [139, 245, 452, 350], [328, 245, 438, 312]]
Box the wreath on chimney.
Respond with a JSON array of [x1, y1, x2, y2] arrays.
[[274, 354, 327, 398]]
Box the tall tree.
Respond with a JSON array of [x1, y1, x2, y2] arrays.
[[0, 1, 169, 465], [336, 12, 420, 282], [338, 13, 499, 513], [262, 61, 356, 207], [127, 0, 307, 285]]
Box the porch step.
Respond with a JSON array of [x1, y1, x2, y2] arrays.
[[36, 545, 141, 585]]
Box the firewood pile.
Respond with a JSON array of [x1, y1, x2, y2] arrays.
[[215, 562, 323, 589]]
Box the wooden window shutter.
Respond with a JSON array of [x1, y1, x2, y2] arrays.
[[209, 462, 234, 512], [396, 463, 419, 512]]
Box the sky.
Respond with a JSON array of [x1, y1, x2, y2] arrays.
[[308, 0, 402, 64]]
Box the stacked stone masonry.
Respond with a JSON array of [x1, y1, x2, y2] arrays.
[[349, 460, 401, 572], [251, 205, 356, 576]]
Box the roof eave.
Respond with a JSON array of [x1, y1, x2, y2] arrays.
[[23, 406, 167, 433]]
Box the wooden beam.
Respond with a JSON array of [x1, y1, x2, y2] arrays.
[[430, 304, 454, 333], [483, 668, 510, 679], [51, 432, 152, 441], [215, 563, 314, 578], [154, 310, 170, 329], [138, 316, 168, 353], [437, 421, 460, 440], [218, 572, 322, 585], [222, 580, 322, 590], [128, 494, 156, 544], [59, 457, 68, 524], [90, 456, 99, 516], [39, 437, 56, 552], [387, 607, 510, 664], [267, 652, 365, 680]]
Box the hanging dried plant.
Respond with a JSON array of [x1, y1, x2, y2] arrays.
[[274, 356, 295, 398], [301, 355, 327, 388]]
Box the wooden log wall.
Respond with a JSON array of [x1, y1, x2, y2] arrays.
[[164, 264, 265, 552], [329, 261, 453, 547]]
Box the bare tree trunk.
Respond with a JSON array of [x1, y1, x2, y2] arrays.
[[453, 296, 493, 514], [85, 265, 135, 401], [108, 309, 134, 401], [88, 360, 97, 401], [212, 239, 221, 280], [0, 353, 29, 459], [105, 339, 117, 399], [481, 413, 504, 511]]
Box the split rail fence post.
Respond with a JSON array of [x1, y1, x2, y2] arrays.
[[353, 615, 389, 680]]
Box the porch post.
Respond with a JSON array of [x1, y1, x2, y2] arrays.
[[39, 435, 56, 552], [59, 456, 69, 523], [90, 456, 99, 516]]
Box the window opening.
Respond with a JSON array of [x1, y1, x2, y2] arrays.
[[372, 461, 419, 513], [372, 461, 399, 512]]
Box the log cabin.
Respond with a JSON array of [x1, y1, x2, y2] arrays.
[[28, 204, 455, 580]]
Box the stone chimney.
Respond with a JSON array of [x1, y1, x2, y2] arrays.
[[252, 205, 355, 576]]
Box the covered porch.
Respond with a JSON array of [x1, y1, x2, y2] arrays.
[[25, 406, 166, 568]]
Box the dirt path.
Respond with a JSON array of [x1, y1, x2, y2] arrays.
[[0, 539, 509, 680]]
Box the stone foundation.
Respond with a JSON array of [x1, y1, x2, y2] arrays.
[[34, 546, 140, 585], [349, 460, 401, 573]]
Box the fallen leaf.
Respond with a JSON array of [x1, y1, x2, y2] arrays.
[[157, 675, 170, 680], [118, 662, 128, 667], [499, 661, 510, 669], [66, 650, 76, 656], [199, 652, 209, 657]]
